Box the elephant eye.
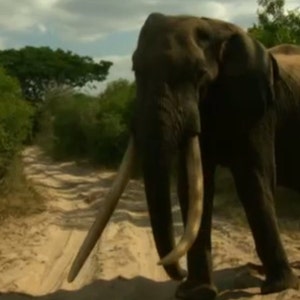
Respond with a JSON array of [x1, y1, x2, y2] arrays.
[[195, 27, 211, 46], [193, 68, 206, 83], [197, 68, 206, 77]]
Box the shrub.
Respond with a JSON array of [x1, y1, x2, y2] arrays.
[[52, 94, 96, 160], [37, 79, 135, 167], [89, 79, 135, 165], [36, 88, 96, 160], [0, 154, 45, 218], [0, 68, 33, 180]]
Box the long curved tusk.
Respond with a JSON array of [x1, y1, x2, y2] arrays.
[[68, 137, 136, 282], [158, 136, 204, 265]]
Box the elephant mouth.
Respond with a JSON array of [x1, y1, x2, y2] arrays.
[[67, 134, 204, 282]]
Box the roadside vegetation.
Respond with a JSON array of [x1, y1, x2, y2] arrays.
[[0, 67, 43, 218], [0, 48, 112, 218]]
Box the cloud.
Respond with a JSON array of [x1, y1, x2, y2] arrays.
[[53, 0, 254, 41], [0, 0, 299, 38], [0, 0, 54, 32], [37, 24, 47, 33], [0, 0, 261, 42], [0, 0, 298, 45]]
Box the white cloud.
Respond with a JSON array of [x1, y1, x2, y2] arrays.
[[36, 0, 59, 10], [0, 0, 47, 31], [0, 0, 255, 41], [53, 0, 248, 41], [0, 0, 298, 42], [37, 23, 47, 33]]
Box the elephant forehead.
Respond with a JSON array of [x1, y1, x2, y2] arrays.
[[137, 16, 206, 50], [133, 19, 206, 71]]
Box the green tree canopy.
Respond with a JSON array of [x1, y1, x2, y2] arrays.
[[248, 0, 300, 47], [0, 46, 112, 103]]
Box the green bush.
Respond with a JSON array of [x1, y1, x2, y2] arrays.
[[0, 67, 33, 180], [37, 79, 135, 167], [89, 79, 135, 165], [37, 88, 96, 160], [53, 94, 96, 160]]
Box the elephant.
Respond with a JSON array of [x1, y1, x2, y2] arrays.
[[68, 13, 300, 300]]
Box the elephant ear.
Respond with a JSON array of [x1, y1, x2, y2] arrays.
[[218, 32, 277, 118]]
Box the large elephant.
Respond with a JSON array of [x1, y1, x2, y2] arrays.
[[68, 13, 300, 300]]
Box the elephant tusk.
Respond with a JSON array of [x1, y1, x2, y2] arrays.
[[158, 136, 204, 265], [67, 137, 136, 282]]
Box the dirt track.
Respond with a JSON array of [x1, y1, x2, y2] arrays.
[[0, 146, 300, 299]]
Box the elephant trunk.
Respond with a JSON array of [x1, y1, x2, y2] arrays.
[[140, 129, 204, 279], [158, 136, 204, 265], [67, 92, 204, 282], [141, 142, 185, 280]]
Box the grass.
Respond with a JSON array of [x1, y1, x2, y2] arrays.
[[0, 153, 46, 221]]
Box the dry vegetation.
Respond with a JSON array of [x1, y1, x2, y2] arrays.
[[0, 155, 45, 221]]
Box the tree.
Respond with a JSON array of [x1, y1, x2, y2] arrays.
[[248, 0, 300, 47], [0, 46, 112, 103]]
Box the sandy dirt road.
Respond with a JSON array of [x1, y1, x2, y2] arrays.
[[0, 146, 300, 299]]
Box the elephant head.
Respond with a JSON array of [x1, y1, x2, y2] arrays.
[[68, 13, 278, 282]]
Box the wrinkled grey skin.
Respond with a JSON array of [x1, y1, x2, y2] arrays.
[[131, 13, 300, 300]]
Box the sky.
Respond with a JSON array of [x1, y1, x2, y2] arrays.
[[0, 0, 298, 94]]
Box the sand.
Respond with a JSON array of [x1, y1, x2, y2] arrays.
[[0, 146, 299, 300]]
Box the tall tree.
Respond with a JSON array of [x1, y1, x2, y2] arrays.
[[0, 46, 112, 103], [248, 0, 300, 47]]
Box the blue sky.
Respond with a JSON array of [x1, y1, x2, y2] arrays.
[[0, 0, 298, 94]]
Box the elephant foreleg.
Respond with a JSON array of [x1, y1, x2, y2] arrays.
[[176, 141, 217, 300], [230, 137, 299, 294]]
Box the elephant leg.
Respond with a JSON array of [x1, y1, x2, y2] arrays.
[[230, 143, 299, 294], [175, 143, 217, 300]]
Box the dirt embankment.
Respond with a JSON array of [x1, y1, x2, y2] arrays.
[[0, 146, 299, 300]]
